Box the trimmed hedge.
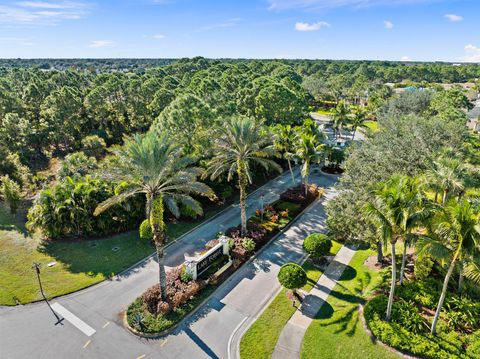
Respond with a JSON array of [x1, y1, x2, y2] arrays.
[[303, 233, 332, 258], [277, 263, 307, 291], [139, 219, 153, 241]]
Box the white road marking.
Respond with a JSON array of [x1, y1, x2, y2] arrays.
[[83, 340, 91, 349], [51, 302, 96, 337], [102, 321, 110, 328]]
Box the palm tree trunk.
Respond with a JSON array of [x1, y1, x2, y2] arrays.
[[352, 127, 357, 140], [155, 242, 168, 302], [150, 194, 168, 302], [377, 241, 384, 263], [458, 262, 464, 294], [431, 249, 460, 335], [399, 241, 407, 285], [442, 188, 449, 206], [237, 161, 248, 237], [304, 162, 310, 196], [386, 241, 397, 321], [434, 191, 438, 203], [287, 158, 295, 185]]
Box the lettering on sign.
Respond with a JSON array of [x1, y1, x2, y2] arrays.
[[197, 245, 224, 275]]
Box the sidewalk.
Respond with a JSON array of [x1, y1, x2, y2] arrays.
[[272, 245, 357, 359]]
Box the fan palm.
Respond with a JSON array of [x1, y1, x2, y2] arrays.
[[272, 124, 297, 184], [204, 116, 281, 236], [364, 175, 428, 321], [94, 131, 213, 301], [416, 200, 480, 335]]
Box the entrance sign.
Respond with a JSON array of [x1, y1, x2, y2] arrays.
[[185, 236, 230, 280]]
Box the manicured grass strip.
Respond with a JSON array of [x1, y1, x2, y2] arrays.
[[301, 249, 399, 359], [0, 204, 224, 306], [239, 246, 340, 359]]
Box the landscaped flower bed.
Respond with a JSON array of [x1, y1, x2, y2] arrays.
[[125, 184, 322, 335], [364, 278, 480, 359]]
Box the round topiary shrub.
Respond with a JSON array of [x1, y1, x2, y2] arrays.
[[303, 233, 332, 258], [139, 219, 153, 241], [277, 262, 307, 293]]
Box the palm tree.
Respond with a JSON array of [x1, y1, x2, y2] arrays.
[[350, 107, 369, 140], [425, 156, 466, 205], [94, 131, 213, 302], [204, 116, 281, 236], [331, 100, 351, 140], [416, 200, 480, 335], [294, 131, 324, 195], [364, 175, 427, 320], [272, 124, 297, 184]]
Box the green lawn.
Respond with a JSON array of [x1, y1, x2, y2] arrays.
[[301, 248, 400, 359], [0, 203, 223, 306], [240, 241, 341, 359]]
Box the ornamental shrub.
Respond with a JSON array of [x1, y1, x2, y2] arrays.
[[242, 237, 256, 252], [277, 262, 307, 291], [139, 219, 153, 241], [303, 233, 332, 258]]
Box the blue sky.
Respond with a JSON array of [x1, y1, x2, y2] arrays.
[[0, 0, 479, 61]]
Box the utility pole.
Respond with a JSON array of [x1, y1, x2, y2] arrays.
[[32, 263, 63, 325]]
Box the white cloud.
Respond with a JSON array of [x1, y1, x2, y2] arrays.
[[400, 55, 412, 61], [444, 14, 463, 22], [198, 17, 242, 31], [0, 1, 88, 25], [88, 40, 115, 48], [462, 44, 480, 62], [269, 0, 435, 11], [384, 20, 393, 29], [295, 21, 330, 31], [153, 34, 166, 39]]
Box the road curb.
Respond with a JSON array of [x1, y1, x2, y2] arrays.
[[122, 190, 324, 339]]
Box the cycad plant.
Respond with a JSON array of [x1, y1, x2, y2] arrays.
[[94, 131, 213, 301], [416, 200, 480, 335], [204, 116, 281, 236]]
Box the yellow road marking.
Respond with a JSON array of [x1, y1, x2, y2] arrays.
[[83, 340, 91, 349], [136, 355, 146, 359], [102, 321, 110, 328]]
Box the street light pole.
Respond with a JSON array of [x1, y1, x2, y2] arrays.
[[32, 263, 63, 325]]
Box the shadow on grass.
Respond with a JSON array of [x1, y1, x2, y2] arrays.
[[38, 232, 155, 278]]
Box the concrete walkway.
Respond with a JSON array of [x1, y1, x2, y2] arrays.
[[272, 245, 357, 359]]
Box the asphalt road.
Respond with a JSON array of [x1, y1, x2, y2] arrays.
[[0, 169, 337, 359]]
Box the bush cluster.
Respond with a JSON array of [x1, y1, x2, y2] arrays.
[[280, 184, 320, 204], [27, 177, 145, 239], [277, 263, 307, 291], [303, 233, 332, 258], [364, 295, 474, 359]]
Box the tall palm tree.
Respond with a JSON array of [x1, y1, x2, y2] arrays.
[[416, 200, 480, 335], [331, 100, 351, 139], [425, 156, 466, 206], [204, 116, 281, 236], [364, 175, 427, 320], [294, 131, 324, 195], [272, 124, 296, 184], [350, 107, 369, 140], [94, 131, 213, 301]]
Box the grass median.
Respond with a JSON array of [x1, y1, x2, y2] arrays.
[[239, 241, 341, 359]]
